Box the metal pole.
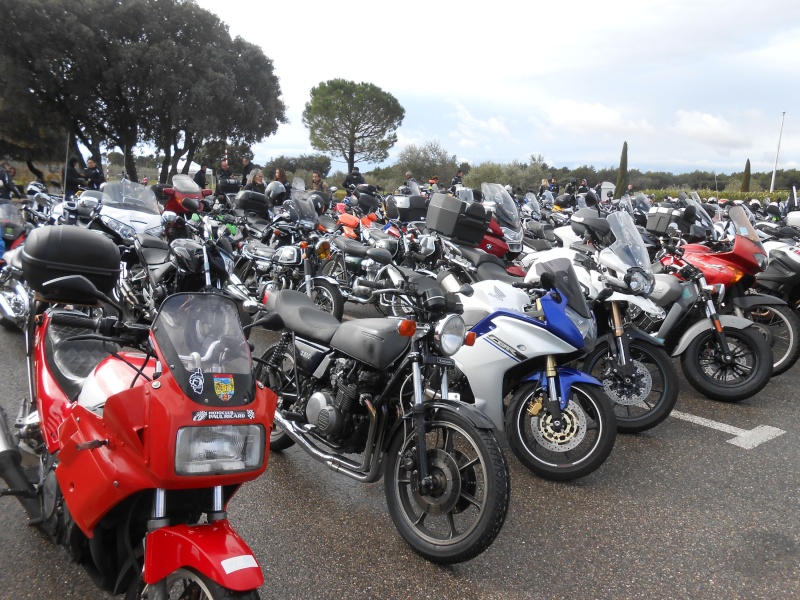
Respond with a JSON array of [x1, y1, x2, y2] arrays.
[[770, 111, 786, 193]]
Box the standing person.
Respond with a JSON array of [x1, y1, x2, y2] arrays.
[[577, 179, 589, 194], [193, 163, 208, 188], [0, 162, 22, 201], [450, 169, 464, 190], [626, 183, 635, 196], [429, 175, 440, 193], [83, 158, 106, 190], [217, 159, 233, 181], [537, 178, 549, 196], [275, 167, 291, 194], [593, 182, 602, 197], [310, 170, 330, 194], [241, 157, 254, 187], [549, 177, 559, 195], [243, 169, 265, 193], [62, 157, 86, 199], [342, 166, 365, 189], [403, 171, 416, 186]]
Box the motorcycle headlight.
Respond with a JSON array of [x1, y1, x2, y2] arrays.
[[100, 214, 136, 241], [316, 240, 331, 260], [755, 253, 768, 271], [624, 268, 655, 297], [565, 306, 597, 352], [501, 226, 523, 242], [433, 314, 467, 357], [221, 253, 235, 275], [175, 424, 265, 475]]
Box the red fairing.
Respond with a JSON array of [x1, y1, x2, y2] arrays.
[[665, 237, 765, 286], [35, 317, 76, 453], [144, 521, 264, 590], [506, 264, 527, 277]]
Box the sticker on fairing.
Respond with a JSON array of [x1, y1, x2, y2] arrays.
[[213, 374, 235, 401], [221, 554, 259, 574], [189, 368, 204, 394], [192, 410, 256, 421]]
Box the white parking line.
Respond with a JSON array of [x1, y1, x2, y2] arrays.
[[670, 409, 786, 449]]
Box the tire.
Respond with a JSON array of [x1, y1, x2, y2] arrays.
[[125, 567, 260, 600], [254, 342, 296, 451], [505, 382, 617, 481], [583, 339, 679, 434], [680, 325, 772, 402], [384, 411, 509, 564], [321, 255, 346, 284], [308, 279, 344, 321], [741, 303, 800, 376]]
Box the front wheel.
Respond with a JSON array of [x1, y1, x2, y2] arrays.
[[681, 325, 772, 402], [583, 339, 679, 433], [384, 411, 509, 564], [505, 382, 617, 481], [308, 279, 344, 320], [254, 342, 296, 451], [125, 567, 260, 599], [741, 303, 800, 376]]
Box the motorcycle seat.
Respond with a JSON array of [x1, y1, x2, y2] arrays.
[[332, 236, 369, 257], [476, 262, 522, 284], [140, 247, 170, 265], [45, 312, 117, 401], [367, 229, 394, 241], [523, 237, 554, 252], [457, 245, 506, 267], [266, 290, 341, 343]]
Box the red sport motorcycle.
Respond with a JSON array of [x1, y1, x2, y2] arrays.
[[0, 225, 277, 599]]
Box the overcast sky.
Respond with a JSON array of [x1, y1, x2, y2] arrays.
[[194, 0, 799, 175]]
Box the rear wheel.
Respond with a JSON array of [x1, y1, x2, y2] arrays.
[[255, 342, 296, 451], [308, 279, 344, 320], [680, 326, 772, 401], [125, 567, 260, 599], [741, 303, 800, 376]]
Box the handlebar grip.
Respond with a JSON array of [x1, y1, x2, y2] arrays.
[[411, 252, 428, 262], [511, 281, 536, 289], [49, 312, 101, 331], [355, 278, 387, 290]]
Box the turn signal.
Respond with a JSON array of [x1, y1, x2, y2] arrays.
[[397, 319, 417, 337], [300, 241, 308, 249], [726, 265, 744, 284], [262, 291, 270, 304], [465, 332, 476, 346]]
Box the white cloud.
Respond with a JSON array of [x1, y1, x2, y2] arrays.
[[543, 100, 655, 136], [671, 111, 750, 149]]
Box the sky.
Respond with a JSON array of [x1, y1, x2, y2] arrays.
[[194, 0, 800, 176]]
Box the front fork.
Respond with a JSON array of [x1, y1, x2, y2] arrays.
[[699, 277, 734, 359], [543, 354, 566, 427]]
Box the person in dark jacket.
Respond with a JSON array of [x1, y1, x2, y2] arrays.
[[450, 169, 464, 189], [194, 164, 208, 188], [549, 177, 559, 195], [217, 159, 233, 181], [83, 158, 106, 190], [577, 179, 589, 194], [274, 167, 291, 194], [241, 157, 254, 187], [342, 166, 365, 189], [62, 157, 86, 199], [0, 162, 22, 200], [243, 169, 266, 194]]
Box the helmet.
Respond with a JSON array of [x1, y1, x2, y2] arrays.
[[265, 180, 287, 204], [504, 185, 513, 195], [308, 192, 327, 215]]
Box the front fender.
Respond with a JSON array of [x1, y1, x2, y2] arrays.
[[144, 521, 263, 592], [732, 293, 788, 309], [623, 324, 665, 347], [298, 275, 339, 292], [522, 366, 603, 410], [671, 315, 754, 357]]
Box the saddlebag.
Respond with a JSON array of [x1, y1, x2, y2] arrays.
[[426, 193, 490, 245]]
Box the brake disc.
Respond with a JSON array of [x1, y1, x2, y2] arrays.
[[530, 403, 588, 452], [602, 360, 653, 406]]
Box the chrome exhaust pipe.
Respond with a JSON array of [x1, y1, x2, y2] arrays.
[[0, 407, 40, 520]]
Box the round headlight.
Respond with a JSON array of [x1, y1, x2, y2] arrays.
[[433, 314, 467, 356], [316, 240, 331, 260], [624, 268, 654, 297]]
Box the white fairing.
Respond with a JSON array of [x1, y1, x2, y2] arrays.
[[453, 315, 579, 430], [100, 205, 163, 234], [460, 281, 529, 328], [553, 225, 581, 248], [787, 212, 800, 228], [763, 239, 800, 262], [521, 247, 578, 275]]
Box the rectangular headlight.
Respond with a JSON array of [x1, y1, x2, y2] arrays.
[[175, 425, 265, 475]]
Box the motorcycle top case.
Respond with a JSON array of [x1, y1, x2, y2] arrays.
[[217, 177, 241, 195], [235, 190, 269, 214], [426, 193, 490, 245], [645, 206, 683, 235], [22, 225, 121, 300]]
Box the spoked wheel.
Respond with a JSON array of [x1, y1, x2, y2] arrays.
[[385, 411, 509, 564], [321, 255, 346, 285], [255, 342, 297, 451], [125, 567, 260, 600], [741, 304, 800, 376], [583, 340, 679, 433], [505, 382, 617, 481], [681, 325, 772, 401], [308, 280, 344, 320]]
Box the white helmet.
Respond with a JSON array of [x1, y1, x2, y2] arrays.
[[504, 184, 513, 195]]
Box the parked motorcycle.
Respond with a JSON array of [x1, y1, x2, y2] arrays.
[[0, 224, 277, 598], [255, 269, 510, 564]]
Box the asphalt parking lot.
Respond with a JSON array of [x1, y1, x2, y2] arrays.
[[1, 303, 799, 599]]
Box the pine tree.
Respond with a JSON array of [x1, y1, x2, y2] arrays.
[[741, 159, 751, 192], [614, 141, 628, 197]]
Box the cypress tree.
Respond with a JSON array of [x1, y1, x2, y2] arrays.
[[741, 159, 751, 192], [614, 141, 628, 197]]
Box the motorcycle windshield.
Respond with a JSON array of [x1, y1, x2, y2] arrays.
[[283, 192, 319, 226], [525, 194, 542, 219], [633, 193, 651, 213], [292, 176, 306, 191], [686, 192, 716, 234], [618, 196, 634, 216], [728, 205, 765, 251], [0, 203, 23, 227], [102, 181, 160, 214], [153, 293, 255, 406], [532, 257, 591, 319], [608, 211, 652, 272], [540, 190, 554, 208], [457, 188, 475, 203], [171, 174, 202, 194], [481, 183, 519, 228]]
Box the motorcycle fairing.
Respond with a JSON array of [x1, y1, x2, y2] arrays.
[[522, 366, 603, 410], [144, 521, 263, 590]]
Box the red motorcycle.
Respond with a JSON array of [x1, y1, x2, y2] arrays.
[[660, 203, 800, 375], [0, 225, 277, 599]]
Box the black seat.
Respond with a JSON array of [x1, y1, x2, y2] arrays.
[[456, 245, 506, 267], [332, 236, 369, 257], [266, 290, 341, 344], [476, 262, 522, 284], [141, 246, 170, 265]]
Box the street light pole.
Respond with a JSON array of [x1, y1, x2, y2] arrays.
[[770, 111, 787, 193]]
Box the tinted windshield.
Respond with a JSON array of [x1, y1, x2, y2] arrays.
[[172, 174, 202, 194], [525, 194, 541, 219], [540, 190, 554, 208], [153, 293, 254, 406], [481, 183, 519, 227], [685, 191, 717, 238], [607, 211, 652, 272], [532, 257, 591, 319], [101, 181, 160, 214], [283, 191, 318, 225], [457, 188, 475, 203], [633, 193, 651, 212], [0, 203, 22, 226], [292, 176, 306, 191], [728, 205, 764, 250]]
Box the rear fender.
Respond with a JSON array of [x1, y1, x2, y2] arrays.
[[144, 521, 263, 591], [671, 315, 754, 356], [522, 366, 602, 410], [732, 294, 788, 309]]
